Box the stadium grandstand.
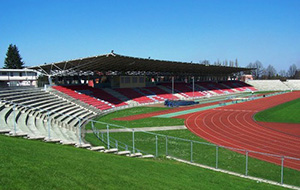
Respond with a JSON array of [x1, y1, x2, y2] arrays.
[[0, 52, 255, 146], [29, 52, 255, 111]]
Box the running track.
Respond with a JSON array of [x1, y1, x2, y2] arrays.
[[177, 91, 300, 170]]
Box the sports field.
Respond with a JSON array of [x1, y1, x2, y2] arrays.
[[85, 92, 300, 187], [0, 135, 285, 190], [254, 98, 300, 123]]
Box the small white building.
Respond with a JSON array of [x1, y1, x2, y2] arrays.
[[0, 68, 38, 87]]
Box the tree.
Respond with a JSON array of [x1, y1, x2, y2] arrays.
[[288, 64, 297, 78], [246, 62, 254, 75], [265, 65, 277, 78], [3, 44, 25, 69], [279, 70, 287, 77], [253, 61, 264, 78], [201, 60, 210, 65], [246, 61, 264, 79]]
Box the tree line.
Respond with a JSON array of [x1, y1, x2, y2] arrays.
[[246, 61, 298, 79], [199, 59, 239, 67]]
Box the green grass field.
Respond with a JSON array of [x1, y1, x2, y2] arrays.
[[0, 135, 286, 190], [85, 106, 184, 130], [85, 130, 300, 187], [254, 98, 300, 123]]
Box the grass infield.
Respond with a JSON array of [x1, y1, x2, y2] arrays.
[[0, 135, 286, 190], [254, 98, 300, 123]]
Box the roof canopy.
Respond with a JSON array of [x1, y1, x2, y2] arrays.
[[30, 52, 250, 77]]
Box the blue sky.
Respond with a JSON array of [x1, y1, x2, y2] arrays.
[[1, 0, 299, 72]]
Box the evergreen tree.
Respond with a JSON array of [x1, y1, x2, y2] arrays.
[[3, 44, 25, 69]]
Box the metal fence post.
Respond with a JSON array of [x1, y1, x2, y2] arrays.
[[91, 120, 94, 131], [13, 104, 17, 135], [132, 129, 135, 154], [78, 118, 82, 146], [166, 136, 168, 156], [281, 156, 284, 184], [101, 131, 104, 141], [245, 151, 248, 176], [115, 140, 118, 149], [216, 145, 219, 169], [155, 135, 158, 157], [190, 140, 193, 163], [107, 125, 110, 149], [47, 111, 51, 140]]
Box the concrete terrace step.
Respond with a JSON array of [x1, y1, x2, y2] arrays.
[[89, 146, 105, 151], [44, 138, 62, 143], [76, 143, 92, 148], [61, 141, 77, 145], [27, 136, 45, 140], [104, 148, 118, 153], [141, 154, 155, 158], [9, 132, 28, 137], [116, 150, 131, 156], [0, 129, 11, 134], [128, 153, 143, 157]]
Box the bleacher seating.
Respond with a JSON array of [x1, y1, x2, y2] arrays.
[[160, 81, 254, 97], [283, 80, 300, 90], [222, 81, 257, 92], [160, 82, 205, 98], [145, 86, 178, 100], [0, 88, 95, 145], [246, 80, 290, 91], [51, 81, 255, 111], [53, 86, 127, 110], [114, 88, 155, 104]]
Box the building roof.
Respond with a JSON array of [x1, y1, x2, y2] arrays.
[[30, 52, 251, 76], [0, 68, 37, 72]]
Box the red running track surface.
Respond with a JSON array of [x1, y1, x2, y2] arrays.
[[178, 92, 300, 170], [258, 121, 300, 138]]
